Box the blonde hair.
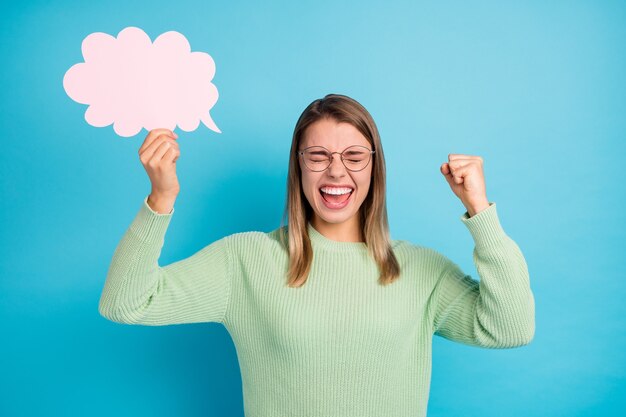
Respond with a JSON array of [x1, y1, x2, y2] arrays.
[[279, 93, 401, 287]]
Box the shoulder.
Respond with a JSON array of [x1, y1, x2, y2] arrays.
[[221, 225, 288, 255], [390, 238, 452, 270], [390, 238, 430, 257]]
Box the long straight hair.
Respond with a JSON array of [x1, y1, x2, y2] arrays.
[[279, 93, 400, 287]]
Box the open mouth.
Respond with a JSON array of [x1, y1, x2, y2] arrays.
[[319, 187, 354, 206]]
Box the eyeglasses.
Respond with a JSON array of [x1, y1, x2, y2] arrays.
[[297, 145, 375, 172]]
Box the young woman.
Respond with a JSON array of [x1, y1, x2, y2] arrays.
[[99, 94, 535, 417]]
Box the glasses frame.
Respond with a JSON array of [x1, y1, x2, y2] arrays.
[[297, 145, 376, 172]]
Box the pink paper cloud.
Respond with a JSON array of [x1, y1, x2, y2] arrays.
[[63, 26, 220, 137]]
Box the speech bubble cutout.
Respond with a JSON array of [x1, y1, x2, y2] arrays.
[[63, 26, 220, 137]]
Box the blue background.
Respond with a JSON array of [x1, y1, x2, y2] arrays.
[[1, 1, 624, 416]]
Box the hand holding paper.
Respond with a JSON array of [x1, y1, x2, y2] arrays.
[[137, 128, 181, 214]]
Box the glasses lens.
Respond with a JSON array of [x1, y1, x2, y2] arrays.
[[342, 146, 371, 171], [303, 147, 331, 171]]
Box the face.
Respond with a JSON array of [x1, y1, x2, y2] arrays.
[[298, 118, 374, 235]]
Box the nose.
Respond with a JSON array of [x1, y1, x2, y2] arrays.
[[327, 153, 347, 177]]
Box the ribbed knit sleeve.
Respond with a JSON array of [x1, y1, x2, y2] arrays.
[[98, 196, 232, 326], [431, 202, 535, 348]]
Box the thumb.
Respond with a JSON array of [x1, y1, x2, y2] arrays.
[[440, 162, 453, 178], [440, 163, 457, 187]]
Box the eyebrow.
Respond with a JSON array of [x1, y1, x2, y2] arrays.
[[304, 145, 369, 152]]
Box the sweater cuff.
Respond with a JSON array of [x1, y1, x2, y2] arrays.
[[128, 196, 175, 242], [459, 202, 507, 248]]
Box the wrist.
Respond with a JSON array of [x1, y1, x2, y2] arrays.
[[147, 193, 177, 214], [466, 200, 490, 217]]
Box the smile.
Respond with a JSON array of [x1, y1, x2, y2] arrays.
[[319, 187, 353, 209]]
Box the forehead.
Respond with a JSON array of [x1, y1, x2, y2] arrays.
[[301, 118, 370, 150]]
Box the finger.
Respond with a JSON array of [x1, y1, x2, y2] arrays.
[[141, 134, 177, 162], [448, 154, 481, 162], [139, 131, 174, 159], [447, 158, 475, 169], [168, 147, 180, 164], [440, 163, 459, 187], [451, 161, 484, 179], [150, 141, 176, 165], [441, 162, 458, 182], [162, 147, 178, 164], [139, 129, 177, 155], [440, 162, 452, 176], [162, 141, 180, 163], [448, 162, 473, 184], [447, 161, 474, 175]]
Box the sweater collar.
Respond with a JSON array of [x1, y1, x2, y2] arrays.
[[307, 222, 368, 251]]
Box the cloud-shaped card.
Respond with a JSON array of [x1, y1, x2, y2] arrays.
[[63, 26, 220, 137]]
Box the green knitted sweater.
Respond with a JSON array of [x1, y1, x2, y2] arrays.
[[99, 197, 535, 417]]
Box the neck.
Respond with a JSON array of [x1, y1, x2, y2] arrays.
[[311, 215, 363, 242]]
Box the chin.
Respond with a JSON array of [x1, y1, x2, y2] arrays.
[[317, 213, 354, 225], [314, 203, 361, 225]]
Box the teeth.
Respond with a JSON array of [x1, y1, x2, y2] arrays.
[[320, 187, 353, 195]]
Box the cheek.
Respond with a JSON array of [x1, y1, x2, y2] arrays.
[[300, 172, 317, 200], [300, 171, 311, 189], [358, 172, 372, 195], [358, 184, 372, 205]]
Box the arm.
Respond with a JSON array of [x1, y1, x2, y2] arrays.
[[98, 196, 232, 325], [430, 202, 535, 348]]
